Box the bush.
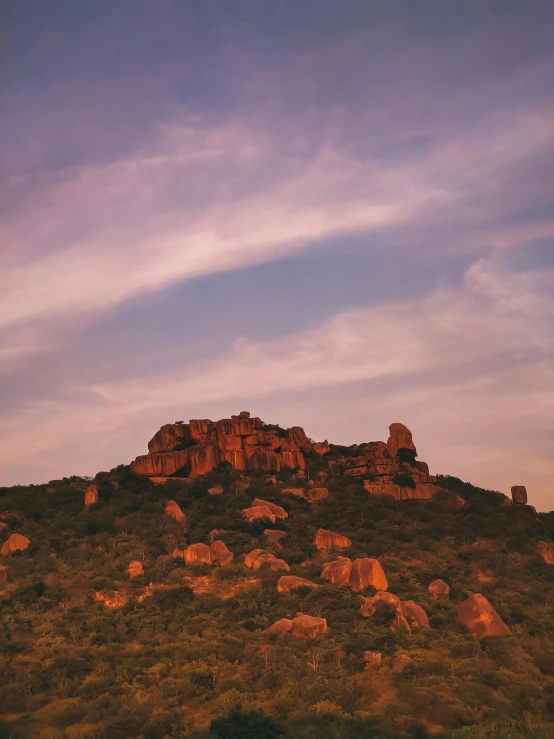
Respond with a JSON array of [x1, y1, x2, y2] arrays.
[[210, 705, 286, 738]]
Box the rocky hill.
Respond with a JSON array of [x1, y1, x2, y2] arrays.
[[1, 413, 553, 739]]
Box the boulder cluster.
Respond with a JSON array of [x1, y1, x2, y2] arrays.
[[266, 613, 327, 638], [244, 549, 289, 572], [321, 556, 388, 591], [360, 591, 430, 632], [130, 412, 328, 478]]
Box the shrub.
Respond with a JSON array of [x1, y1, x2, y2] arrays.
[[210, 705, 286, 738]]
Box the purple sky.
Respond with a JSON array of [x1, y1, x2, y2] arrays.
[[1, 1, 553, 510]]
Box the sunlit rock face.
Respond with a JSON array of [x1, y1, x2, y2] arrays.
[[130, 412, 328, 479], [511, 485, 528, 505], [457, 593, 511, 637]]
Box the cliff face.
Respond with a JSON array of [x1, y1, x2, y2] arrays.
[[131, 412, 324, 478]]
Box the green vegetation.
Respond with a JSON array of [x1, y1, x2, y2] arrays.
[[0, 468, 553, 738]]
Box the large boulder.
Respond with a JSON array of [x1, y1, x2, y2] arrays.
[[400, 600, 429, 629], [314, 528, 352, 551], [457, 593, 511, 637], [391, 612, 412, 633], [321, 557, 352, 585], [242, 505, 277, 524], [359, 590, 401, 617], [184, 543, 215, 565], [537, 541, 554, 564], [1, 533, 30, 555], [264, 529, 287, 546], [276, 576, 318, 592], [349, 558, 388, 591], [252, 498, 288, 520], [210, 540, 234, 566], [165, 500, 186, 525], [511, 486, 528, 505], [391, 654, 413, 672], [428, 579, 450, 599], [287, 426, 313, 453], [266, 618, 293, 634], [84, 484, 99, 508], [251, 553, 289, 572], [386, 423, 416, 457], [148, 423, 191, 453], [363, 651, 382, 669], [291, 614, 327, 638], [312, 441, 331, 455], [244, 549, 266, 568], [305, 487, 329, 502]]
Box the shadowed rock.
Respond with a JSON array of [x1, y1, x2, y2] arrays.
[[277, 575, 318, 592], [511, 486, 528, 505], [210, 540, 234, 565], [165, 500, 186, 525], [291, 614, 327, 638], [363, 651, 382, 669], [252, 498, 288, 520], [314, 528, 352, 551], [428, 579, 450, 598], [400, 600, 429, 629], [127, 561, 144, 578], [264, 529, 287, 546], [321, 557, 352, 585], [84, 484, 98, 509], [184, 543, 215, 565], [538, 541, 554, 564], [242, 505, 277, 523]]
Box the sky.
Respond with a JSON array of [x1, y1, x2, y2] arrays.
[[1, 0, 553, 510]]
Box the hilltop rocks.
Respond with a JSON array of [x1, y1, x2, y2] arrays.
[[127, 561, 144, 578], [277, 575, 318, 592], [165, 500, 186, 525], [511, 486, 528, 505], [252, 498, 288, 520], [314, 528, 352, 551], [387, 423, 416, 457], [242, 505, 277, 524], [208, 529, 227, 543], [84, 485, 98, 508], [313, 441, 331, 455], [457, 593, 511, 637], [210, 540, 234, 566], [321, 556, 388, 591], [538, 541, 554, 564], [1, 533, 30, 555], [131, 414, 330, 479], [428, 579, 450, 599], [391, 611, 412, 633], [266, 618, 294, 634]]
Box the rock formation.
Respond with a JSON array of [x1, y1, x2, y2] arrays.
[[244, 549, 289, 571], [242, 505, 277, 523], [184, 543, 215, 565], [363, 651, 382, 669], [511, 486, 528, 505], [457, 593, 511, 637], [312, 441, 331, 455], [314, 528, 352, 551], [428, 579, 450, 599], [360, 591, 428, 632], [165, 500, 186, 525], [1, 533, 30, 555], [400, 600, 430, 629], [321, 557, 388, 591], [391, 611, 412, 633], [244, 549, 265, 568], [208, 529, 227, 543], [210, 540, 234, 565], [127, 561, 144, 578], [305, 487, 329, 502], [264, 529, 287, 546], [291, 614, 327, 638], [537, 541, 554, 564], [276, 575, 318, 592], [84, 485, 98, 509], [266, 618, 294, 634], [130, 412, 329, 479], [252, 498, 288, 520], [208, 484, 224, 495]]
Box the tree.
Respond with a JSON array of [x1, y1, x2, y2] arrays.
[[210, 705, 286, 738]]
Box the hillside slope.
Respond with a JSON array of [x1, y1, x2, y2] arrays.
[[1, 415, 553, 739]]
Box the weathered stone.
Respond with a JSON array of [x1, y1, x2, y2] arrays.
[[210, 540, 234, 565], [266, 618, 293, 634], [387, 423, 416, 457], [127, 561, 144, 578], [290, 614, 327, 638], [321, 557, 353, 586], [84, 484, 98, 509], [247, 448, 282, 472], [252, 498, 288, 520], [148, 423, 191, 453], [208, 529, 227, 543], [305, 487, 329, 502], [281, 450, 306, 469], [360, 591, 401, 618], [208, 484, 224, 495], [350, 558, 388, 591], [391, 654, 413, 671], [287, 426, 313, 453], [242, 505, 277, 523], [171, 547, 185, 558], [511, 486, 528, 505], [363, 651, 382, 669], [537, 541, 554, 564], [184, 543, 214, 565], [428, 579, 450, 599], [189, 419, 217, 444], [1, 533, 30, 555], [221, 449, 247, 471], [314, 528, 352, 551], [244, 549, 266, 568], [276, 575, 317, 592], [400, 600, 429, 629], [165, 500, 186, 525], [251, 553, 289, 572], [282, 487, 307, 499], [457, 593, 511, 637], [391, 611, 412, 633]]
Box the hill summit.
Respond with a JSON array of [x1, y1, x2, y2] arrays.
[[0, 412, 553, 739]]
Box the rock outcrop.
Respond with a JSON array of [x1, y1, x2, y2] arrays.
[[131, 413, 329, 479], [391, 654, 413, 671], [208, 528, 227, 543], [184, 543, 215, 565], [1, 533, 30, 555], [210, 540, 234, 565], [165, 500, 186, 525], [457, 593, 511, 637], [363, 651, 382, 669], [321, 557, 388, 591], [264, 529, 287, 546], [360, 591, 429, 632], [537, 541, 554, 564], [511, 486, 528, 505], [305, 487, 329, 502], [242, 505, 277, 523], [252, 498, 288, 520], [314, 528, 352, 551], [266, 613, 326, 638], [244, 549, 289, 571], [428, 579, 450, 599], [276, 575, 318, 592], [127, 561, 144, 578], [84, 485, 98, 508], [400, 600, 430, 629]]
